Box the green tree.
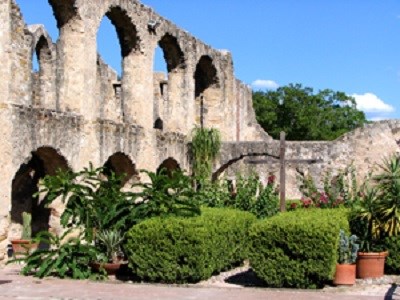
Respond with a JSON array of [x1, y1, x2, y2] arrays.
[[253, 83, 367, 141]]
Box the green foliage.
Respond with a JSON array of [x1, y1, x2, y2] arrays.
[[350, 154, 400, 251], [253, 84, 367, 141], [198, 173, 279, 219], [125, 208, 256, 283], [381, 236, 400, 274], [337, 229, 359, 264], [197, 180, 232, 208], [191, 127, 221, 182], [22, 212, 32, 240], [13, 230, 102, 279], [38, 164, 136, 242], [131, 169, 201, 222], [350, 187, 383, 252], [95, 229, 124, 263], [249, 208, 349, 288], [297, 165, 361, 209], [373, 154, 400, 237]]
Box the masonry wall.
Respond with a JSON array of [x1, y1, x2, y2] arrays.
[[218, 121, 400, 199], [0, 0, 399, 263]]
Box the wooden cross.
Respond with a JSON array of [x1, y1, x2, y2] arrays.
[[245, 132, 323, 212]]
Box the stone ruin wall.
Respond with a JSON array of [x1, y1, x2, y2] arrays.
[[219, 120, 400, 199], [0, 0, 266, 260], [0, 0, 399, 262]]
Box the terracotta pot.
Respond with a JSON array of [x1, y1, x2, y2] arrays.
[[11, 239, 38, 256], [91, 262, 126, 276], [356, 251, 388, 279], [333, 264, 356, 285]]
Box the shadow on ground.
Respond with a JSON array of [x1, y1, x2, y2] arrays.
[[384, 283, 398, 300], [224, 268, 267, 287]]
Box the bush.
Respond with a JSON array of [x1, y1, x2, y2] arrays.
[[199, 173, 279, 219], [382, 236, 400, 274], [249, 208, 349, 288], [125, 207, 256, 283]]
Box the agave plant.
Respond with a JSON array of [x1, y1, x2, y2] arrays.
[[95, 229, 125, 263], [373, 154, 400, 237]]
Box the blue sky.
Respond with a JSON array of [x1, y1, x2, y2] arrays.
[[17, 0, 400, 120]]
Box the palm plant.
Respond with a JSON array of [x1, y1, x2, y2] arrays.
[[349, 187, 382, 252]]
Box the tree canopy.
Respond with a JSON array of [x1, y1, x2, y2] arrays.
[[252, 83, 367, 141]]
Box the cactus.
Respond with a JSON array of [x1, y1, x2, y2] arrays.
[[338, 229, 359, 264], [21, 212, 32, 240]]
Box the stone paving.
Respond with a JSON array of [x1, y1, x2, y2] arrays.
[[1, 265, 400, 300]]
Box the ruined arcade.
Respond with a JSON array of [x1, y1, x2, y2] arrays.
[[0, 0, 400, 261]]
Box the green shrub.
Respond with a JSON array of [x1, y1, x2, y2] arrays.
[[125, 207, 256, 283], [249, 208, 349, 288], [382, 236, 400, 274], [199, 173, 279, 219]]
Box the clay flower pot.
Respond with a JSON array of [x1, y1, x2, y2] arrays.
[[333, 264, 356, 285], [356, 251, 388, 279], [11, 239, 38, 256], [91, 262, 127, 276]]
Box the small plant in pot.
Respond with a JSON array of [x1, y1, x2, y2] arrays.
[[334, 229, 359, 285], [92, 229, 126, 276], [11, 212, 38, 256], [350, 187, 388, 279]]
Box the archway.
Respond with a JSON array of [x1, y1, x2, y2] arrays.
[[96, 6, 139, 122], [194, 55, 220, 128], [153, 34, 185, 131], [157, 157, 181, 178], [103, 152, 138, 186], [31, 34, 54, 108], [11, 147, 69, 236]]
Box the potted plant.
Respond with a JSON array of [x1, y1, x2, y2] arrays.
[[92, 229, 126, 275], [11, 212, 38, 256], [333, 229, 359, 285], [350, 185, 388, 278]]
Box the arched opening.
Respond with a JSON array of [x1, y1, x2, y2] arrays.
[[153, 34, 185, 131], [103, 152, 138, 186], [96, 6, 139, 122], [32, 35, 53, 108], [154, 117, 164, 130], [11, 147, 69, 237], [157, 157, 181, 178], [48, 0, 78, 29], [96, 7, 137, 122], [194, 56, 220, 128]]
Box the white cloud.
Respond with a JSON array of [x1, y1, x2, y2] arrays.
[[351, 93, 395, 113], [251, 79, 279, 90]]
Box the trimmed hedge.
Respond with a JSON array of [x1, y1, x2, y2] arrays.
[[125, 207, 256, 283], [249, 208, 349, 289]]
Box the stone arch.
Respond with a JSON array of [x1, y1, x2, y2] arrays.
[[28, 25, 56, 109], [48, 0, 80, 29], [11, 147, 70, 237], [157, 157, 181, 178], [96, 5, 141, 122], [103, 152, 138, 186], [194, 55, 221, 128], [153, 33, 186, 132], [158, 34, 185, 73]]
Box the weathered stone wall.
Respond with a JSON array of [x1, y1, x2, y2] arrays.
[[218, 121, 400, 199], [0, 0, 265, 261], [0, 0, 399, 263]]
